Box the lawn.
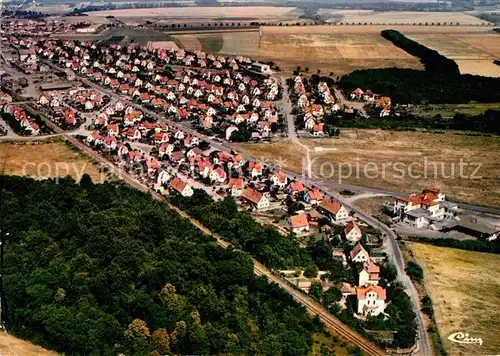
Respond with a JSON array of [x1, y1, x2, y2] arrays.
[[0, 142, 105, 183], [233, 129, 500, 207], [407, 242, 500, 355]]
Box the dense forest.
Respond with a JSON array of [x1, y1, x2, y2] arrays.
[[381, 30, 459, 75], [324, 109, 500, 134], [1, 176, 324, 355], [170, 189, 314, 270], [338, 68, 500, 104], [171, 190, 418, 349]]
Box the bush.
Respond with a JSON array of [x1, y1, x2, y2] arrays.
[[405, 261, 424, 282]]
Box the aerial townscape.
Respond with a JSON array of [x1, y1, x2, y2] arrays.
[[0, 0, 499, 355]]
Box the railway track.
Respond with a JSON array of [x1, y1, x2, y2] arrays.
[[32, 110, 386, 356]]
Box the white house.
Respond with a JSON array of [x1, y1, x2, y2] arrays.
[[289, 214, 310, 235], [344, 221, 362, 243], [350, 243, 370, 263], [356, 285, 386, 317], [242, 188, 270, 211], [228, 178, 244, 197], [359, 261, 380, 287], [318, 200, 349, 221], [170, 177, 193, 197]]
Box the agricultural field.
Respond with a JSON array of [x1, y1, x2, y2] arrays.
[[174, 31, 260, 56], [407, 33, 500, 77], [85, 6, 300, 21], [259, 29, 422, 74], [0, 142, 105, 183], [234, 130, 500, 207], [0, 332, 59, 355], [407, 242, 500, 355], [319, 10, 493, 25], [408, 103, 500, 118]]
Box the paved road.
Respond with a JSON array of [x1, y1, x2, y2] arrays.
[[333, 88, 368, 118], [30, 101, 384, 356], [280, 77, 297, 141], [334, 195, 431, 356]]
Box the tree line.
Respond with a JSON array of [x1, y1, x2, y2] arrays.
[[324, 109, 500, 135], [338, 68, 500, 104], [2, 176, 323, 355], [381, 29, 459, 75]]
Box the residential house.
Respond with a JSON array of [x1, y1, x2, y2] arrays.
[[358, 261, 380, 287], [303, 188, 323, 205], [170, 177, 194, 197], [228, 178, 244, 197], [350, 243, 370, 263], [344, 221, 362, 243], [356, 285, 386, 317], [289, 214, 310, 235], [318, 199, 349, 221], [242, 187, 270, 211]]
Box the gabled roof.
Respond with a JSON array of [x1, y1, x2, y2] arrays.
[[170, 177, 187, 193], [242, 187, 263, 205], [307, 188, 323, 201], [319, 199, 343, 215], [349, 243, 368, 260], [288, 180, 305, 193], [228, 178, 244, 190], [356, 285, 386, 300], [344, 221, 360, 235], [290, 214, 309, 228]]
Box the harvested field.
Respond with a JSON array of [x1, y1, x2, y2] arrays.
[[263, 25, 493, 35], [406, 33, 500, 77], [85, 6, 299, 21], [176, 32, 260, 55], [172, 34, 202, 51], [319, 10, 492, 25], [0, 332, 59, 355], [258, 25, 494, 74], [353, 196, 391, 216], [0, 142, 105, 183], [234, 130, 500, 207], [408, 243, 500, 355], [259, 30, 422, 74]]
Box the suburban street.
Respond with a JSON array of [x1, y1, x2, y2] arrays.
[[29, 102, 385, 356], [32, 61, 432, 354]]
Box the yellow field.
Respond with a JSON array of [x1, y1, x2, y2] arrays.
[[408, 243, 500, 355], [259, 30, 422, 74], [85, 6, 299, 20], [234, 130, 500, 207], [175, 31, 260, 56], [407, 33, 500, 77], [0, 142, 105, 183], [0, 332, 59, 355], [318, 10, 492, 25]]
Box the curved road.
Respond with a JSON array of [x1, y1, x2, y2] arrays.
[[33, 109, 385, 356]]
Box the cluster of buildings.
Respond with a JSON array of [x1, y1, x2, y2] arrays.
[[0, 19, 99, 37], [2, 105, 40, 135], [292, 76, 347, 136], [18, 38, 283, 142], [350, 88, 392, 117]]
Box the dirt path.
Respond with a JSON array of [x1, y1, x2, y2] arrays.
[[0, 332, 59, 355]]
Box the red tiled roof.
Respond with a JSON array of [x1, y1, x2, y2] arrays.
[[290, 214, 309, 228], [170, 177, 187, 193], [228, 178, 244, 190], [308, 188, 323, 201], [349, 243, 368, 260], [319, 199, 342, 215], [356, 285, 386, 300], [243, 187, 263, 205], [344, 221, 360, 235]]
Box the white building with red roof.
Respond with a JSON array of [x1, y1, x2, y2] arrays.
[[393, 187, 453, 228], [228, 178, 244, 197], [356, 285, 386, 317], [344, 221, 362, 243], [170, 177, 193, 197], [242, 187, 270, 211], [289, 214, 310, 235], [359, 261, 380, 287]]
